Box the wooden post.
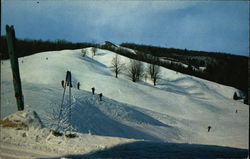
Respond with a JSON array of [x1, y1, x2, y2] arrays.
[[6, 25, 24, 111]]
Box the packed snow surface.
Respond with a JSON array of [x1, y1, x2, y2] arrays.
[[0, 110, 137, 158], [1, 47, 249, 158]]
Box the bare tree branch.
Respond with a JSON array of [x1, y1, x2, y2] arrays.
[[127, 59, 144, 82], [111, 54, 124, 78]]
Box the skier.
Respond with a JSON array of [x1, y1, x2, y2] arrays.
[[235, 110, 238, 113], [77, 82, 80, 90], [61, 80, 64, 88], [99, 93, 103, 101], [91, 87, 95, 95], [208, 126, 212, 132], [46, 57, 48, 60]]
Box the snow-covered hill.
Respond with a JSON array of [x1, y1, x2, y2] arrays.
[[1, 47, 249, 157]]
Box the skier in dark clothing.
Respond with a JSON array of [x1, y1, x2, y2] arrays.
[[99, 93, 103, 101], [208, 126, 212, 132], [61, 80, 64, 88], [92, 87, 95, 95], [235, 110, 238, 113], [77, 82, 80, 90]]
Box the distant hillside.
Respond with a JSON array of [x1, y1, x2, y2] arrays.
[[0, 36, 97, 59], [102, 42, 248, 95], [0, 36, 247, 95]]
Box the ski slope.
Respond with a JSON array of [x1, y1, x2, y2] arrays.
[[1, 47, 249, 157]]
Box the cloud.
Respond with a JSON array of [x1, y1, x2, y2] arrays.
[[1, 0, 248, 55]]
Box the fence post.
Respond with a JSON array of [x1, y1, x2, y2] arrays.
[[6, 25, 24, 111]]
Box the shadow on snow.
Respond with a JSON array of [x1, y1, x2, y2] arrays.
[[70, 92, 175, 141], [50, 141, 248, 159]]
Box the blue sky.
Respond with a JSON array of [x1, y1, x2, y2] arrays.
[[1, 0, 249, 56]]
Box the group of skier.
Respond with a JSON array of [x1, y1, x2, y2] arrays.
[[91, 87, 103, 101], [60, 72, 239, 134], [61, 80, 103, 101]]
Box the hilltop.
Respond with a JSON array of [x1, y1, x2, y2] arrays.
[[0, 47, 248, 158]]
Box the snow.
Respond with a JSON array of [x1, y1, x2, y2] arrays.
[[0, 110, 136, 158], [159, 57, 189, 68], [199, 66, 206, 71], [2, 110, 44, 129], [1, 47, 249, 158], [0, 110, 248, 159], [118, 45, 137, 54]]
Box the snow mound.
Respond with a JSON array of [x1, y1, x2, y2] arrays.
[[1, 110, 44, 130], [1, 48, 248, 150]]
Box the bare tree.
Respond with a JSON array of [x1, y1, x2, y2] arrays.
[[148, 63, 160, 86], [128, 59, 144, 82], [81, 49, 87, 56], [91, 47, 97, 58], [148, 56, 160, 86], [111, 54, 124, 78]]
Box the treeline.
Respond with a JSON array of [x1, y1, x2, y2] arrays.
[[103, 42, 248, 94], [120, 43, 244, 67], [101, 42, 199, 76], [1, 37, 247, 95], [0, 36, 97, 59]]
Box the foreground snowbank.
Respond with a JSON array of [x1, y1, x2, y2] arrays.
[[1, 110, 44, 130], [0, 110, 137, 158], [0, 110, 248, 159]]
